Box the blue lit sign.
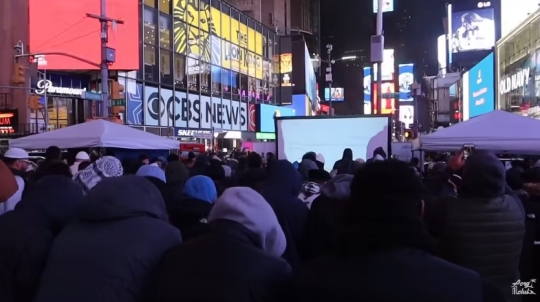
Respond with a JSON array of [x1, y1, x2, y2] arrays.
[[468, 52, 494, 118], [258, 104, 296, 133]]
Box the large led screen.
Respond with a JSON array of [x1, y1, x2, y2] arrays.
[[258, 104, 295, 133], [304, 44, 317, 105], [373, 0, 394, 13], [399, 105, 414, 128], [276, 116, 390, 171], [398, 64, 414, 101], [468, 52, 495, 118], [372, 49, 395, 81], [28, 0, 139, 70], [451, 8, 495, 53], [376, 82, 395, 114], [364, 67, 372, 114]]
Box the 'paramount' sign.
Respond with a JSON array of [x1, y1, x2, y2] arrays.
[[35, 80, 86, 96]]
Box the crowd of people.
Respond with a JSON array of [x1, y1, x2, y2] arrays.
[[0, 145, 536, 302]]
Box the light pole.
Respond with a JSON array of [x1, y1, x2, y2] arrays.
[[322, 46, 356, 116], [372, 0, 384, 114]]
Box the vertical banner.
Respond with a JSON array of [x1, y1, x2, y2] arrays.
[[398, 63, 414, 102], [364, 67, 371, 114], [278, 36, 294, 105]]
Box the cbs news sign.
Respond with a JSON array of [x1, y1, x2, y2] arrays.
[[173, 0, 266, 79]]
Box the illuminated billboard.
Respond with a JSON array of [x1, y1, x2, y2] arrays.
[[29, 0, 139, 70], [373, 0, 394, 13], [399, 105, 414, 128], [324, 88, 344, 101], [501, 0, 539, 38], [364, 67, 372, 114], [372, 82, 395, 114], [372, 49, 394, 81], [398, 64, 414, 102], [468, 52, 495, 118], [451, 8, 495, 53]]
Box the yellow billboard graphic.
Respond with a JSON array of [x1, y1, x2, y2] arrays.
[[222, 40, 263, 78], [173, 0, 264, 77], [173, 0, 218, 63]]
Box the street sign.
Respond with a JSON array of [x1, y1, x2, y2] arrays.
[[111, 99, 126, 106], [382, 92, 399, 98], [81, 91, 103, 101]]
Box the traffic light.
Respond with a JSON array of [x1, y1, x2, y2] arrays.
[[110, 80, 124, 100], [404, 129, 414, 140], [27, 94, 43, 110], [12, 63, 25, 85]]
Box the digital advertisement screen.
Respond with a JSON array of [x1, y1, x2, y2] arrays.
[[373, 82, 396, 114], [364, 101, 372, 115], [468, 52, 494, 118], [398, 64, 414, 101], [364, 67, 372, 104], [373, 0, 394, 13], [451, 8, 495, 53], [304, 44, 317, 105], [286, 95, 308, 116], [257, 104, 295, 133], [29, 0, 139, 70], [399, 105, 414, 128], [372, 49, 395, 81], [276, 116, 390, 171], [324, 87, 344, 101]]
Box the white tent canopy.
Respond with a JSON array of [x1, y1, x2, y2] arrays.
[[420, 110, 540, 154], [9, 120, 179, 150]]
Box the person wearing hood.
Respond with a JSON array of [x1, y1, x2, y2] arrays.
[[332, 148, 362, 176], [189, 154, 210, 177], [366, 146, 387, 162], [70, 152, 89, 175], [261, 160, 308, 271], [167, 175, 217, 242], [164, 161, 189, 202], [292, 160, 505, 302], [148, 187, 291, 302], [0, 176, 84, 302], [32, 176, 181, 302], [73, 156, 123, 193], [425, 151, 524, 301], [297, 159, 318, 181], [0, 161, 18, 204], [315, 153, 325, 170], [136, 163, 168, 199], [31, 160, 73, 182], [303, 174, 354, 262], [298, 169, 331, 209]]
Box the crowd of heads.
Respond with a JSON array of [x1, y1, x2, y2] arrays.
[[0, 145, 534, 301]]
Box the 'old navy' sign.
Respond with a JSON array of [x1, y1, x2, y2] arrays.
[[35, 80, 86, 96], [499, 68, 530, 95]]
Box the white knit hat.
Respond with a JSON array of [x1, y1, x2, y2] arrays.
[[316, 153, 325, 163]]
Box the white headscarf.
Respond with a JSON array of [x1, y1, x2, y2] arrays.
[[73, 156, 123, 193]]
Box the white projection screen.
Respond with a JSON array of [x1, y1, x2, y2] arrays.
[[276, 115, 391, 171]]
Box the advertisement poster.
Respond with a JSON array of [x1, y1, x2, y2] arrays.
[[324, 87, 344, 101], [399, 105, 414, 128], [398, 64, 414, 101], [468, 52, 494, 118], [372, 82, 395, 114], [451, 8, 495, 53]]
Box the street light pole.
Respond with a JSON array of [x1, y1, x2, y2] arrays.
[[326, 45, 333, 115], [376, 0, 384, 114]]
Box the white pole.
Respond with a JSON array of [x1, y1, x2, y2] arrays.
[[376, 0, 384, 113]]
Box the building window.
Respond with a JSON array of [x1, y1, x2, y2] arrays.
[[222, 68, 232, 99], [174, 53, 186, 89], [231, 71, 240, 101], [160, 49, 172, 85], [144, 0, 155, 7], [159, 14, 172, 49], [201, 66, 210, 95], [239, 73, 248, 102], [144, 44, 158, 82], [144, 7, 156, 45], [159, 0, 170, 14], [211, 65, 221, 97]]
